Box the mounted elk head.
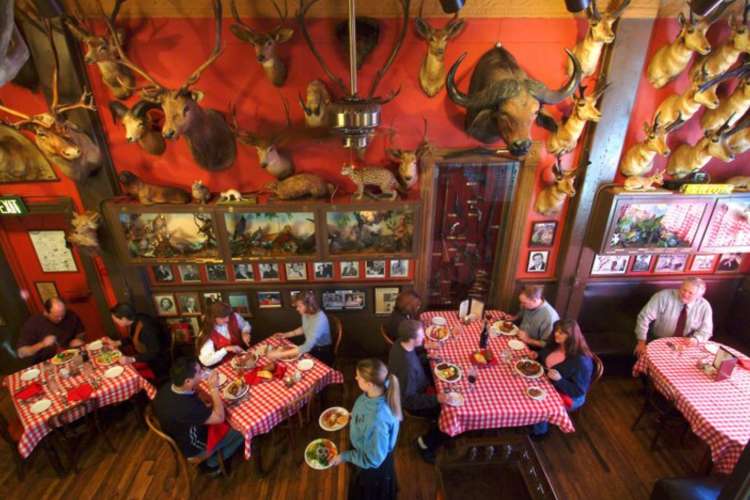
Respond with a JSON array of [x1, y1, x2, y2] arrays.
[[386, 118, 431, 190], [619, 113, 674, 177], [570, 0, 631, 77], [535, 157, 577, 216], [414, 1, 465, 97], [298, 79, 331, 127], [547, 82, 608, 156], [690, 1, 750, 80], [446, 44, 582, 157], [667, 116, 736, 178], [106, 0, 236, 171], [229, 0, 294, 87], [108, 100, 165, 155]]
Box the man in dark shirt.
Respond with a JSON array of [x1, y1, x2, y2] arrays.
[[109, 303, 170, 380], [17, 298, 85, 364], [152, 357, 244, 474]]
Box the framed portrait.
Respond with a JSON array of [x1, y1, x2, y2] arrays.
[[228, 293, 251, 315], [700, 197, 750, 253], [178, 264, 201, 283], [206, 263, 227, 282], [344, 290, 366, 310], [325, 204, 419, 257], [389, 259, 409, 278], [166, 317, 200, 344], [374, 287, 400, 315], [339, 261, 360, 279], [257, 291, 282, 309], [259, 263, 281, 281], [34, 281, 59, 304], [225, 211, 316, 259], [285, 262, 308, 281], [365, 260, 386, 278], [152, 264, 174, 283], [591, 254, 629, 275], [322, 290, 345, 311], [691, 254, 718, 272], [176, 293, 201, 316], [154, 293, 178, 317], [716, 253, 743, 272], [630, 254, 653, 273], [117, 211, 219, 261], [29, 230, 77, 272], [314, 262, 334, 280], [654, 254, 688, 273], [529, 221, 557, 247], [526, 251, 549, 273], [233, 263, 254, 281], [203, 292, 223, 306]]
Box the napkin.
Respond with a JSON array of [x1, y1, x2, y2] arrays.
[[738, 358, 750, 370], [244, 369, 262, 385], [67, 383, 94, 403], [206, 422, 231, 454], [15, 382, 43, 401], [273, 363, 287, 379]]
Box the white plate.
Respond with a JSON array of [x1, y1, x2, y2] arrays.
[[104, 365, 124, 378], [434, 363, 462, 383], [222, 382, 249, 400], [703, 342, 719, 354], [87, 340, 103, 351], [20, 368, 40, 382], [508, 339, 525, 351], [444, 391, 464, 407], [426, 325, 451, 342], [492, 321, 517, 336], [218, 373, 228, 386], [431, 316, 447, 326], [30, 399, 52, 414], [297, 359, 314, 371], [319, 407, 350, 431], [526, 386, 547, 401], [304, 439, 338, 470], [514, 360, 544, 379]]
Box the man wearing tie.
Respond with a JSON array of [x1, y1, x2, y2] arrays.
[[633, 277, 713, 357]]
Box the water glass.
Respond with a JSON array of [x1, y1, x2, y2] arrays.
[[467, 366, 478, 392], [500, 348, 512, 364]]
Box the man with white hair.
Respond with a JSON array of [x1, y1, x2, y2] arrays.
[[634, 277, 713, 357]]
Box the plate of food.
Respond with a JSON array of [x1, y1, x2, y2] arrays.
[[297, 359, 314, 371], [507, 339, 525, 351], [222, 379, 249, 400], [95, 350, 122, 366], [492, 320, 517, 336], [51, 349, 79, 366], [304, 438, 338, 470], [470, 349, 494, 366], [514, 359, 544, 379], [319, 406, 350, 431], [231, 352, 257, 370], [434, 362, 462, 383], [20, 368, 40, 382], [104, 365, 124, 378], [526, 386, 547, 401], [426, 324, 451, 342]]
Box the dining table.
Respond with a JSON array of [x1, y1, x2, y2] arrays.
[[632, 337, 750, 474], [421, 311, 575, 437]]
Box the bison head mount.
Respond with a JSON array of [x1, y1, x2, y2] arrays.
[[447, 44, 582, 157]]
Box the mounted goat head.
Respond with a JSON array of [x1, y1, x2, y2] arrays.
[[447, 43, 582, 157], [230, 0, 293, 87], [414, 1, 465, 97], [569, 0, 631, 77], [535, 157, 577, 216], [690, 1, 750, 80], [298, 79, 331, 127], [109, 100, 165, 155], [64, 0, 134, 99], [546, 82, 608, 156], [666, 117, 736, 178], [653, 63, 722, 130], [386, 118, 431, 190], [106, 0, 235, 171], [231, 100, 294, 180], [619, 113, 674, 177], [701, 62, 750, 132]]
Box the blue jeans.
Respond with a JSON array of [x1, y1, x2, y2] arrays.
[[532, 394, 586, 435], [205, 428, 244, 467]]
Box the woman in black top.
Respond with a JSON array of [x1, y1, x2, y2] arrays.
[[109, 303, 170, 380], [384, 289, 422, 342]]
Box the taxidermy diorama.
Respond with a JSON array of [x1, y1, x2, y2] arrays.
[[546, 83, 607, 156], [224, 211, 316, 258], [414, 2, 465, 97], [119, 211, 218, 259], [569, 0, 630, 78], [326, 207, 415, 255]]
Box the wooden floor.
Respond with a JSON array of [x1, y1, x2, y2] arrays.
[[0, 360, 713, 500]]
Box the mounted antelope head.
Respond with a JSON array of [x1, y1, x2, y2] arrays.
[[414, 1, 465, 97], [386, 118, 431, 190], [535, 157, 577, 216], [230, 0, 293, 87], [64, 0, 133, 99], [619, 113, 674, 177], [298, 79, 331, 127], [701, 62, 750, 132], [569, 0, 631, 77], [108, 100, 165, 155], [546, 82, 608, 156], [690, 1, 750, 80], [105, 0, 236, 171], [231, 99, 294, 180], [724, 115, 750, 154], [653, 63, 722, 130], [667, 117, 736, 178]]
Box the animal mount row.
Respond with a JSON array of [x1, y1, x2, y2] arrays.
[[688, 1, 750, 81], [666, 119, 736, 178], [652, 63, 721, 130]]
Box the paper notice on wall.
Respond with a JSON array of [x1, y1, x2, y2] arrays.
[[29, 230, 77, 273]]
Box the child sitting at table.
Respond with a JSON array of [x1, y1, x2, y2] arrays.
[[197, 303, 252, 367]]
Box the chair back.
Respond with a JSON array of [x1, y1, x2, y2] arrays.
[[0, 411, 16, 446], [328, 315, 343, 357], [380, 325, 394, 346], [282, 387, 316, 424]]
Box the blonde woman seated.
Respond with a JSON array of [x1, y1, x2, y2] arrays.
[[197, 302, 251, 367], [268, 292, 333, 365]]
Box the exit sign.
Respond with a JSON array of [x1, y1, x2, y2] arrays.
[[0, 196, 28, 215]]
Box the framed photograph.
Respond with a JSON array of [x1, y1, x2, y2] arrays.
[[529, 221, 557, 247], [630, 254, 653, 273], [233, 263, 254, 281], [322, 290, 345, 311], [257, 291, 282, 309], [374, 287, 400, 315], [34, 281, 59, 304], [340, 261, 360, 279], [654, 254, 688, 273], [176, 293, 201, 316], [228, 293, 251, 315], [259, 263, 280, 281], [365, 260, 386, 278], [225, 211, 316, 259], [700, 197, 750, 253], [166, 317, 200, 344], [152, 264, 174, 283], [716, 253, 743, 272], [117, 211, 219, 261], [691, 254, 718, 272], [206, 263, 227, 281], [178, 264, 201, 282], [591, 254, 629, 275], [29, 230, 77, 272], [389, 259, 409, 278], [344, 291, 366, 310], [285, 262, 308, 281], [314, 262, 334, 280], [154, 293, 178, 317], [526, 251, 549, 273], [203, 292, 223, 306], [325, 204, 419, 257]]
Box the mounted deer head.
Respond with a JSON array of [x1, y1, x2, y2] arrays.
[[231, 99, 294, 180], [547, 82, 608, 156], [386, 118, 431, 189], [109, 100, 165, 155], [535, 157, 577, 216], [619, 113, 675, 177], [414, 0, 465, 97], [570, 0, 631, 77]]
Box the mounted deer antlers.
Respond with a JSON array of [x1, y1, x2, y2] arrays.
[[414, 1, 465, 97], [546, 82, 608, 156], [619, 113, 675, 177], [386, 117, 431, 190]]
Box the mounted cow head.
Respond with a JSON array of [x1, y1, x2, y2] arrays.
[[446, 44, 582, 157]]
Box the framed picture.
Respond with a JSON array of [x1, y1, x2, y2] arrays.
[[374, 287, 400, 315], [233, 263, 254, 281], [178, 264, 201, 282], [154, 293, 178, 317], [526, 251, 549, 273], [152, 264, 174, 283], [117, 211, 219, 261], [259, 263, 280, 281], [166, 317, 200, 344], [389, 259, 409, 278], [654, 254, 688, 273], [228, 293, 251, 315], [591, 254, 629, 275], [257, 291, 282, 308], [339, 261, 360, 279], [225, 211, 316, 259], [344, 291, 366, 310], [29, 230, 78, 272], [529, 221, 557, 247], [203, 292, 223, 306], [691, 254, 718, 272], [34, 281, 59, 304], [322, 290, 345, 310], [630, 254, 653, 273], [700, 197, 750, 253], [365, 260, 386, 278], [176, 293, 201, 316], [314, 262, 334, 280], [716, 253, 743, 272], [206, 263, 227, 281], [325, 204, 419, 257], [285, 262, 308, 281]]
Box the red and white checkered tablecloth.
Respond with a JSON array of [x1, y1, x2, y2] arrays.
[[632, 338, 750, 475], [4, 354, 156, 459], [199, 337, 344, 460], [421, 311, 574, 436]]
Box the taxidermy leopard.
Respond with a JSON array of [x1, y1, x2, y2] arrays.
[[341, 164, 400, 200]]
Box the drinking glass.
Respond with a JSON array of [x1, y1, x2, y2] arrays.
[[467, 366, 478, 392], [500, 348, 512, 365]]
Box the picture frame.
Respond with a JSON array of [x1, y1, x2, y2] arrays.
[[339, 261, 360, 279], [152, 264, 175, 283], [29, 230, 78, 272], [313, 262, 334, 280], [630, 254, 653, 273], [178, 264, 201, 283], [202, 292, 223, 307], [176, 293, 201, 316], [374, 287, 400, 315], [699, 197, 750, 253], [257, 291, 282, 309], [259, 263, 281, 281], [285, 262, 308, 281], [654, 254, 688, 273], [526, 251, 549, 273], [321, 290, 345, 311], [34, 281, 59, 304], [529, 221, 557, 247], [389, 259, 409, 278], [365, 260, 386, 278], [343, 290, 366, 310], [691, 254, 718, 272], [228, 293, 251, 315], [205, 263, 227, 282], [716, 253, 743, 272], [591, 254, 629, 275], [154, 293, 178, 317], [233, 263, 255, 281], [225, 210, 317, 259], [325, 203, 419, 257]]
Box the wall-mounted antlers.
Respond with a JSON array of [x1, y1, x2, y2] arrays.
[[666, 116, 736, 178], [546, 82, 608, 156], [414, 1, 465, 97], [569, 0, 630, 77]]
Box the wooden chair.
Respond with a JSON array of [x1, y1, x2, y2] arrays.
[[631, 377, 689, 451], [380, 325, 394, 346], [0, 410, 65, 480], [144, 405, 227, 500]]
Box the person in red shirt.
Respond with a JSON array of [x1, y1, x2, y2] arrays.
[[197, 302, 251, 367]]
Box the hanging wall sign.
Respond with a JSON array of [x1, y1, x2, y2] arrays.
[[0, 196, 28, 215]]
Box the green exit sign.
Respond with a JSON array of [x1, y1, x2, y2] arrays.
[[0, 196, 28, 215]]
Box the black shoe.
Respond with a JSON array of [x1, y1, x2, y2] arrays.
[[413, 438, 436, 464], [199, 462, 222, 477]]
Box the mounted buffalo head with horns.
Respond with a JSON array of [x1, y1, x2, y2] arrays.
[[446, 44, 582, 157]]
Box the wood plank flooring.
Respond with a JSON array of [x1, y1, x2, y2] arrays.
[[0, 361, 713, 500]]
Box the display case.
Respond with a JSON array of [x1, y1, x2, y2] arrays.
[[699, 195, 750, 253]]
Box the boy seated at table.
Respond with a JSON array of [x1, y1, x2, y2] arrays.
[[197, 303, 252, 367]]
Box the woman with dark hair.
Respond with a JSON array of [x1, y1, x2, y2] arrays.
[[109, 302, 170, 380], [330, 358, 401, 500], [528, 319, 594, 437], [269, 291, 332, 365], [197, 302, 251, 367], [384, 289, 422, 342]]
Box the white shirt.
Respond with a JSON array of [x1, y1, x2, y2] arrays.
[[635, 289, 713, 342], [198, 313, 251, 366]]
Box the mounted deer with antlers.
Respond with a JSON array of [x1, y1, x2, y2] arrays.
[[386, 118, 431, 190], [701, 62, 750, 132], [690, 1, 750, 80], [652, 63, 722, 129], [666, 117, 736, 178], [231, 99, 294, 180], [230, 0, 293, 87], [106, 0, 235, 171], [546, 83, 608, 156], [414, 2, 465, 97], [536, 157, 577, 216], [619, 113, 674, 177], [108, 100, 165, 155], [569, 0, 631, 77]]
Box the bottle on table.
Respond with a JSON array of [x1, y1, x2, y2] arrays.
[[479, 320, 489, 350]]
